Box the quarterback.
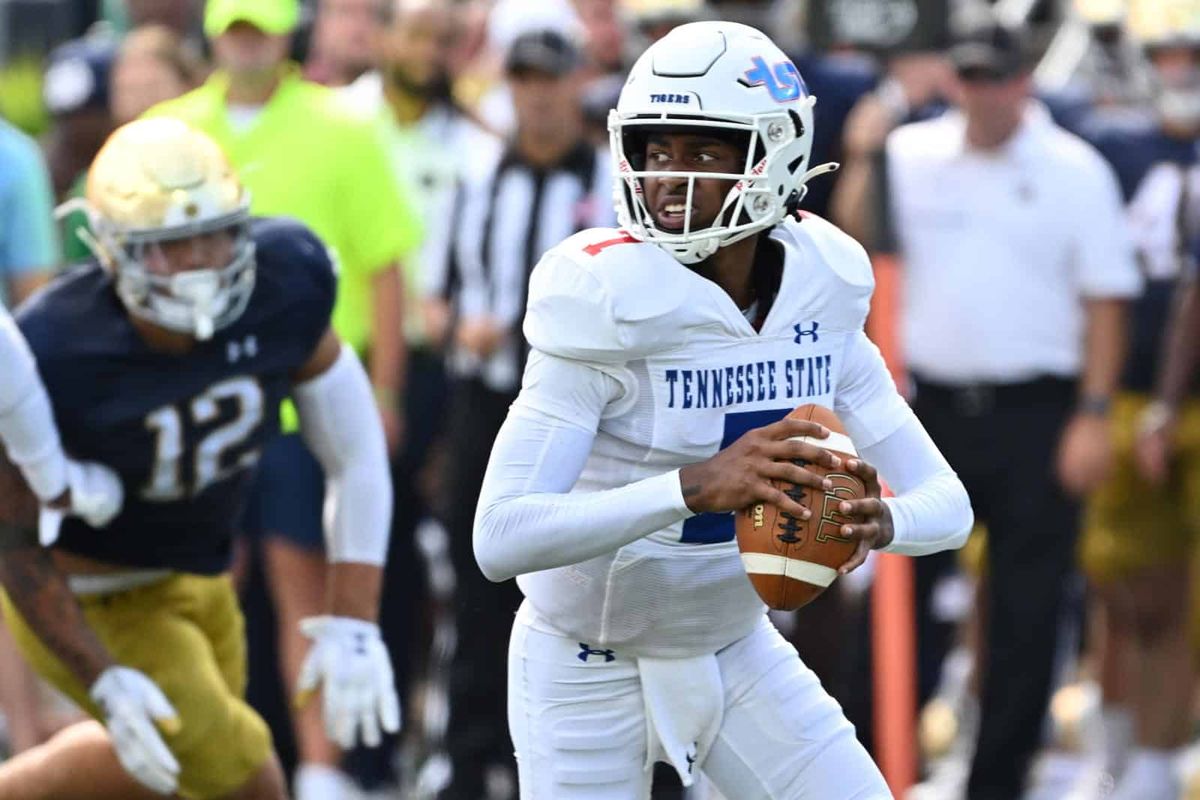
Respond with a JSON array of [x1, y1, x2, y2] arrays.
[[473, 22, 974, 799], [0, 118, 397, 800]]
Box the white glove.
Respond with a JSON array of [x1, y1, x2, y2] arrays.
[[89, 666, 181, 796], [66, 459, 124, 528], [40, 460, 124, 546], [296, 615, 400, 749]]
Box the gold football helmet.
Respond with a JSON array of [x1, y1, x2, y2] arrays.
[[1127, 0, 1200, 130], [1128, 0, 1200, 48], [70, 118, 255, 340]]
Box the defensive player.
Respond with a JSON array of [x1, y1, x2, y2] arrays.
[[1077, 12, 1200, 799], [473, 21, 974, 799], [0, 117, 398, 800]]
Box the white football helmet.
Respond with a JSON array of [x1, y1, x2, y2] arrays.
[[1129, 0, 1200, 128], [65, 118, 255, 340], [609, 21, 835, 265]]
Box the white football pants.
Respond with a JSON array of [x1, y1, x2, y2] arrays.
[[507, 606, 893, 799]]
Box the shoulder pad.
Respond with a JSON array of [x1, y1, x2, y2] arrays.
[[524, 229, 694, 362], [251, 217, 337, 346], [253, 217, 338, 299], [14, 264, 108, 360], [779, 214, 874, 329]]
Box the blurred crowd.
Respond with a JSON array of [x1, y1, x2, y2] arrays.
[[3, 0, 1200, 799]]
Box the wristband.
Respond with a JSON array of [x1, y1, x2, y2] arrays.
[[1076, 395, 1112, 417]]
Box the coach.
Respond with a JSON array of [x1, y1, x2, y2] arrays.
[[838, 18, 1140, 800]]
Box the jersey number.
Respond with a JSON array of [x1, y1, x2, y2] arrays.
[[680, 408, 793, 544], [141, 377, 264, 501]]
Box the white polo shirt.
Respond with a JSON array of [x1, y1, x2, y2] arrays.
[[886, 102, 1141, 384]]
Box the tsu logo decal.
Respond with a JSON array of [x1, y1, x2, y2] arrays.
[[740, 56, 805, 103], [793, 321, 820, 343], [578, 643, 616, 663]]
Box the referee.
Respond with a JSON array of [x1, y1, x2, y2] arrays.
[[432, 28, 615, 800], [838, 20, 1140, 800]]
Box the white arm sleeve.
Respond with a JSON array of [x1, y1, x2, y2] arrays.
[[294, 344, 392, 565], [0, 310, 68, 501], [866, 418, 974, 556], [834, 328, 972, 555], [473, 350, 693, 583]]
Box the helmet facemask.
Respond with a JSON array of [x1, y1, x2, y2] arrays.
[[1148, 46, 1200, 130], [76, 200, 257, 340], [609, 101, 834, 265]]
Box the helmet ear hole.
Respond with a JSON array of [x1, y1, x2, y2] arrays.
[[788, 109, 804, 138]]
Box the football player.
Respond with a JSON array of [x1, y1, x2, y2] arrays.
[[1076, 8, 1200, 799], [473, 21, 974, 799], [0, 117, 398, 800]]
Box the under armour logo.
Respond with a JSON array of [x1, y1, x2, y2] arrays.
[[577, 643, 615, 663], [226, 335, 259, 363], [793, 322, 819, 343]]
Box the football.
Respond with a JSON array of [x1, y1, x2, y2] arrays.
[[735, 404, 865, 611]]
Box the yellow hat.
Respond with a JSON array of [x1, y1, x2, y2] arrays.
[[204, 0, 299, 37]]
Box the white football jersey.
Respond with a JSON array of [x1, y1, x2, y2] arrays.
[[518, 213, 911, 657]]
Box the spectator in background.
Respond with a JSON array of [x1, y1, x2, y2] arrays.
[[41, 34, 116, 200], [832, 48, 958, 751], [337, 0, 499, 789], [1075, 16, 1200, 800], [306, 0, 384, 87], [344, 0, 498, 332], [573, 0, 625, 78], [111, 25, 207, 124], [0, 111, 61, 758], [475, 0, 584, 135], [789, 52, 880, 221], [624, 0, 711, 44], [433, 28, 614, 800], [0, 119, 57, 306], [146, 0, 421, 796], [99, 0, 202, 38], [581, 72, 624, 147], [60, 24, 207, 264], [832, 50, 955, 244], [842, 20, 1140, 800]]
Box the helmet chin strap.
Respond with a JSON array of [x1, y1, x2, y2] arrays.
[[800, 161, 840, 185], [163, 270, 224, 340], [784, 161, 840, 215]]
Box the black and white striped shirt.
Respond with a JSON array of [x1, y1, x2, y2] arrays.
[[433, 139, 615, 393]]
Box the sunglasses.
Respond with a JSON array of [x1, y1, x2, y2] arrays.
[[955, 64, 1018, 84]]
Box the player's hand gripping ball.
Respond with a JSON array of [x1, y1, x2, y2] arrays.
[[735, 404, 865, 610]]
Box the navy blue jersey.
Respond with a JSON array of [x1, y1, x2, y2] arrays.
[[1079, 109, 1199, 393], [793, 52, 878, 220], [16, 217, 336, 573]]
